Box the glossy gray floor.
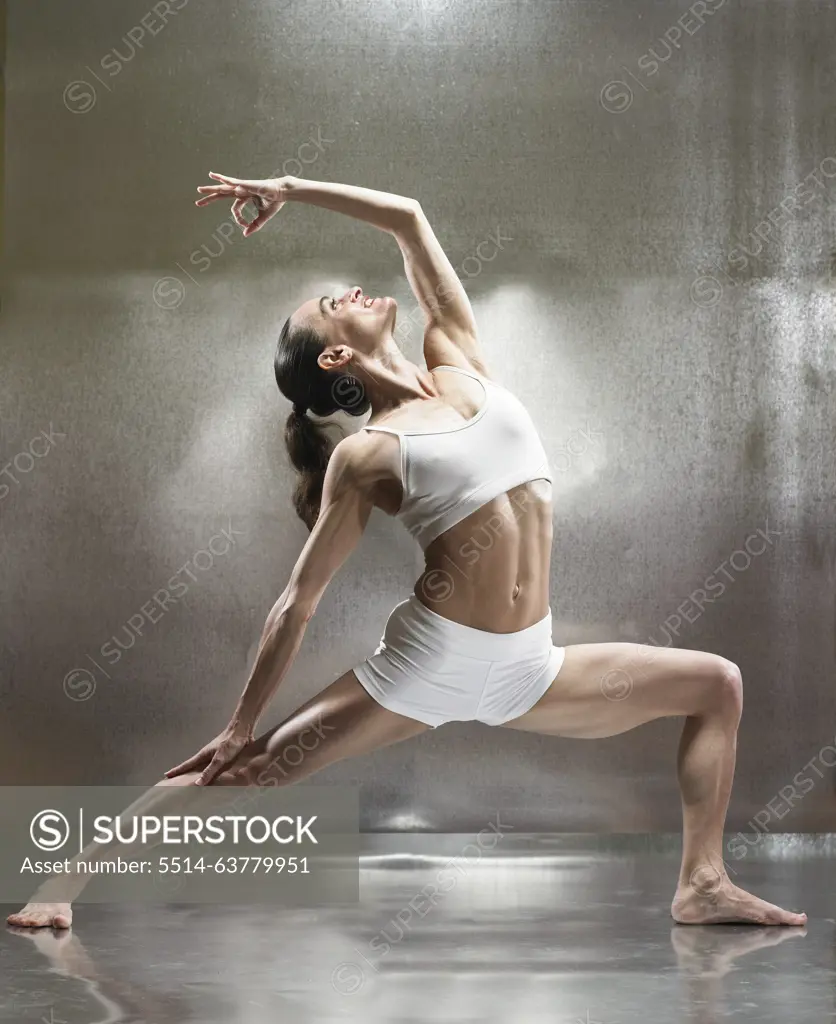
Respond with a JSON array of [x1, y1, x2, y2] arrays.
[[2, 836, 834, 1023]]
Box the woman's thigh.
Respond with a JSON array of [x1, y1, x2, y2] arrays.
[[215, 669, 429, 786], [503, 642, 741, 739]]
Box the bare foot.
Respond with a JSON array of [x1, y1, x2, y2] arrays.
[[672, 872, 806, 926], [6, 902, 73, 929]]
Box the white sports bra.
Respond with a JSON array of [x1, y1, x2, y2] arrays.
[[364, 365, 552, 549]]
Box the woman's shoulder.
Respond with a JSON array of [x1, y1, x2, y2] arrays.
[[330, 429, 397, 486]]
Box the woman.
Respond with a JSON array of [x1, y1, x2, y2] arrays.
[[9, 173, 804, 929]]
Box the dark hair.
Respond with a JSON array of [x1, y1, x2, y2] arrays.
[[274, 315, 370, 530]]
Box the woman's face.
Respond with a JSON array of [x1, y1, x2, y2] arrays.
[[293, 285, 398, 354]]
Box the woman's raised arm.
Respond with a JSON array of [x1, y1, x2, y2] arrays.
[[196, 172, 417, 237], [196, 173, 486, 373]]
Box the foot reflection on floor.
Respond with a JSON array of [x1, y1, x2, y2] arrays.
[[1, 843, 830, 1023]]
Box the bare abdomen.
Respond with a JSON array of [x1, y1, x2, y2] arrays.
[[414, 479, 553, 632]]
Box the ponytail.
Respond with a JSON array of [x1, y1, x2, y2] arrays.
[[284, 407, 331, 530], [274, 314, 370, 530]]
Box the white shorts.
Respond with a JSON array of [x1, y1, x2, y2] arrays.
[[353, 595, 566, 728]]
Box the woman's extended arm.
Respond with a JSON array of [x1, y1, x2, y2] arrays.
[[165, 434, 375, 784], [282, 177, 418, 235], [196, 172, 486, 373], [196, 172, 416, 236]]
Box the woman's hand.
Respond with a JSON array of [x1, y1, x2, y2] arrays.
[[195, 172, 293, 237], [164, 721, 255, 786]]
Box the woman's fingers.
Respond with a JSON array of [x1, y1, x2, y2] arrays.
[[196, 187, 257, 211], [243, 202, 283, 237], [208, 171, 244, 184], [197, 184, 254, 197], [231, 197, 249, 228], [242, 214, 267, 237], [164, 749, 210, 778], [196, 751, 233, 787], [208, 171, 263, 190], [195, 193, 227, 207], [195, 175, 282, 234], [197, 184, 247, 198]]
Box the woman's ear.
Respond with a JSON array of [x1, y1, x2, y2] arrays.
[[317, 345, 353, 372]]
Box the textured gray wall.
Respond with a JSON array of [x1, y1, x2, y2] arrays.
[[2, 0, 835, 831]]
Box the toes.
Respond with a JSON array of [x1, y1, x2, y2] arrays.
[[6, 907, 71, 929], [755, 907, 806, 927], [782, 911, 807, 927], [761, 900, 806, 926], [7, 912, 46, 927]]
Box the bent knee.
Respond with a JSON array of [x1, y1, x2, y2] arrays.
[[702, 655, 743, 715]]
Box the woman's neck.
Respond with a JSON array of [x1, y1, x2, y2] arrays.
[[353, 347, 437, 416]]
